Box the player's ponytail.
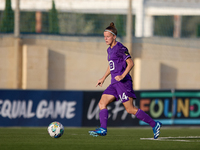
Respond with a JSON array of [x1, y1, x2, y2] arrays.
[[105, 22, 117, 36]]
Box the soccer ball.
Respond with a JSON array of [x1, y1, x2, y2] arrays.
[[47, 121, 64, 138]]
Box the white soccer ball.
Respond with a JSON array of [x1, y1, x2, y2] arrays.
[[47, 121, 64, 138]]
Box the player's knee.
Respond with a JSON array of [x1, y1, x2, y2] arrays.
[[126, 107, 138, 115], [126, 108, 133, 114], [98, 100, 106, 110]]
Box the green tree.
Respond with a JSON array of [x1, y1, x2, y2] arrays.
[[154, 16, 173, 37], [20, 12, 35, 33], [0, 0, 14, 32], [197, 24, 200, 37], [42, 12, 49, 33], [181, 16, 200, 38], [49, 0, 59, 34], [116, 15, 126, 37]]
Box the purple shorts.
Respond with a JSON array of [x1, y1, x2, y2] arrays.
[[103, 80, 136, 103]]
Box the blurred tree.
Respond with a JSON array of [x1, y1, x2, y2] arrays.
[[154, 16, 173, 37], [20, 12, 35, 33], [49, 0, 59, 34], [116, 15, 126, 37], [197, 24, 200, 37], [182, 16, 200, 38], [0, 0, 14, 32], [42, 12, 49, 33], [84, 14, 122, 35]]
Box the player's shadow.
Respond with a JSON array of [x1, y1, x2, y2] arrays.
[[48, 50, 65, 89]]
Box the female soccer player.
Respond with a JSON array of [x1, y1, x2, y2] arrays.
[[89, 22, 162, 139]]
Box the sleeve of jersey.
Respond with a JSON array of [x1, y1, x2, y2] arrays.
[[121, 47, 131, 61]]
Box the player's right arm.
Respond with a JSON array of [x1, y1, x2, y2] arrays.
[[96, 65, 110, 87]]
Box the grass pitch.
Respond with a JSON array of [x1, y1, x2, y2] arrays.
[[0, 127, 200, 150]]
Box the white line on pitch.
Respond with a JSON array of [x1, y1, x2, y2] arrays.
[[140, 136, 200, 142]]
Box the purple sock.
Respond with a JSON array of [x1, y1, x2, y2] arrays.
[[99, 109, 108, 129], [135, 109, 156, 128]]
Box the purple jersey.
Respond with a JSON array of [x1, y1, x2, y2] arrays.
[[107, 42, 132, 84]]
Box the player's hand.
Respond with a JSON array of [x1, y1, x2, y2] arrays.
[[96, 78, 104, 87], [115, 75, 124, 81]]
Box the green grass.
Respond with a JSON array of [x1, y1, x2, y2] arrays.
[[0, 127, 200, 150]]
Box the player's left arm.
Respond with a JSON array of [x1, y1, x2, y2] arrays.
[[115, 58, 134, 81]]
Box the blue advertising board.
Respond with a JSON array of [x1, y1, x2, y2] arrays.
[[0, 90, 83, 126], [0, 89, 200, 127]]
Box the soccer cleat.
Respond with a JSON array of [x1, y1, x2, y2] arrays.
[[89, 127, 107, 137], [152, 121, 162, 139]]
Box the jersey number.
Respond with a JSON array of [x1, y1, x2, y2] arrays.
[[119, 92, 128, 102], [109, 60, 115, 71]]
